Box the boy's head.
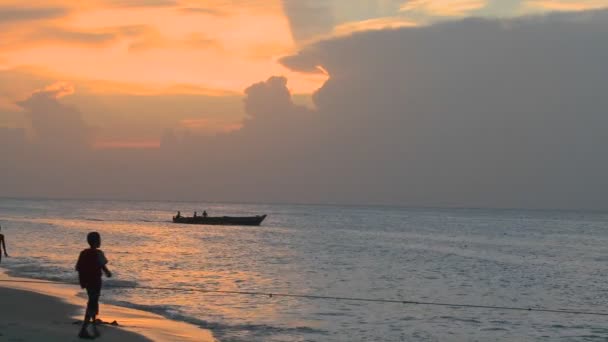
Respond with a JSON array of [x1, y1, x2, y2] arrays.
[[87, 232, 101, 248]]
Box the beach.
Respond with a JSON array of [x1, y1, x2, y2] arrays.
[[0, 272, 215, 342]]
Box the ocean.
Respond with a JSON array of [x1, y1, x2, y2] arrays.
[[1, 198, 607, 341]]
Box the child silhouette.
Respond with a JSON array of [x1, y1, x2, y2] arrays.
[[75, 232, 112, 339]]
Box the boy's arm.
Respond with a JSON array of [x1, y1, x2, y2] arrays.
[[98, 251, 112, 277], [102, 265, 112, 277]]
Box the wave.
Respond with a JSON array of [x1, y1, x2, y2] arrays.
[[3, 259, 139, 289], [3, 262, 78, 284], [135, 219, 169, 223], [79, 217, 169, 224], [82, 218, 105, 222], [108, 300, 326, 342], [2, 214, 169, 225], [103, 279, 140, 288], [3, 258, 323, 341]]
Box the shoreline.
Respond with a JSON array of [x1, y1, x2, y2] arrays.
[[0, 270, 215, 342]]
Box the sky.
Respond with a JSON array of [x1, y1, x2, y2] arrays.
[[1, 0, 608, 209]]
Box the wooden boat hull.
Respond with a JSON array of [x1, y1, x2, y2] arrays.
[[172, 214, 267, 226]]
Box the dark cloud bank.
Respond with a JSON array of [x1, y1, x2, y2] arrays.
[[2, 9, 608, 209]]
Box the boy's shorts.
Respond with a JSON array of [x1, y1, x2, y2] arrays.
[[86, 285, 101, 316]]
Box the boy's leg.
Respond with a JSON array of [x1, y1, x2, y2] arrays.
[[79, 287, 100, 338], [91, 317, 100, 337], [88, 287, 101, 337], [91, 311, 100, 337], [79, 313, 93, 338]]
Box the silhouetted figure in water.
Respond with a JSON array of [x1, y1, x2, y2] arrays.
[[76, 232, 112, 339], [0, 224, 8, 263], [203, 211, 208, 218], [194, 211, 197, 218], [176, 211, 181, 218]]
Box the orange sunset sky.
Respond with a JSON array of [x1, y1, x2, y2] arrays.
[[1, 0, 606, 147], [2, 1, 608, 208]]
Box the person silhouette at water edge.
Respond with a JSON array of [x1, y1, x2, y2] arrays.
[[75, 232, 112, 339], [0, 224, 8, 263]]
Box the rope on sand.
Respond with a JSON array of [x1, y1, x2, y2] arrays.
[[1, 278, 607, 317]]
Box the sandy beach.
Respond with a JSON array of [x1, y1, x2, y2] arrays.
[[0, 271, 215, 342]]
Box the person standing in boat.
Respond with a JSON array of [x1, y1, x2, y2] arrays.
[[193, 211, 197, 218], [203, 211, 208, 218], [176, 211, 181, 218], [0, 224, 8, 263]]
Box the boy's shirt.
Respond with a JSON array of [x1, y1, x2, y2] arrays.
[[76, 248, 108, 289]]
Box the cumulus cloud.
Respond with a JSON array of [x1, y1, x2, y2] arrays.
[[4, 9, 608, 209], [273, 9, 608, 208], [244, 77, 294, 119], [17, 82, 92, 150]]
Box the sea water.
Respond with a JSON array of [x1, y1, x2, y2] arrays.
[[0, 198, 607, 341]]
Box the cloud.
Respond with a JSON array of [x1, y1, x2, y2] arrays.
[[29, 27, 117, 45], [281, 0, 335, 43], [281, 0, 408, 44], [178, 7, 226, 16], [126, 31, 222, 52], [36, 81, 75, 99], [181, 33, 221, 50], [1, 1, 321, 94], [0, 69, 248, 200], [104, 0, 179, 8], [0, 127, 25, 146], [523, 0, 608, 11], [3, 9, 608, 209], [0, 6, 68, 24], [93, 139, 161, 149], [400, 0, 488, 16], [16, 82, 92, 150], [178, 118, 242, 133], [0, 67, 246, 148], [2, 24, 158, 49], [243, 76, 295, 119], [331, 16, 418, 36], [271, 9, 608, 209]]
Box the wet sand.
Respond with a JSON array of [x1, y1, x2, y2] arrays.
[[0, 272, 215, 342]]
